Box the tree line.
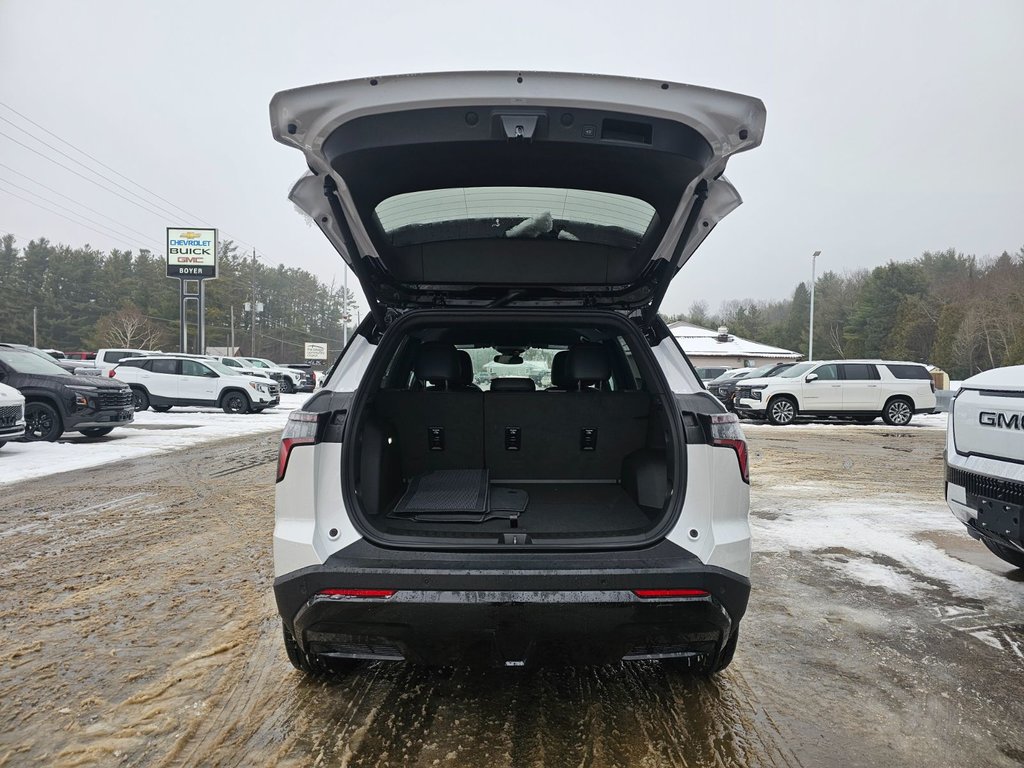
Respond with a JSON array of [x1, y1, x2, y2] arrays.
[[662, 247, 1024, 379], [0, 234, 357, 362]]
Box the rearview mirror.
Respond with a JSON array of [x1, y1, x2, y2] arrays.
[[493, 354, 523, 365], [805, 373, 818, 382]]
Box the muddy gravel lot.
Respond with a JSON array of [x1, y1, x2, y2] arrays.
[[1, 420, 1022, 767]]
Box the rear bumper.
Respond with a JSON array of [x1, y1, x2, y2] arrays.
[[274, 538, 749, 667]]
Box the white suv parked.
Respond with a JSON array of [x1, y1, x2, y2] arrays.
[[945, 365, 1024, 570], [269, 71, 764, 675], [734, 360, 936, 425], [0, 382, 26, 448], [111, 355, 279, 413]]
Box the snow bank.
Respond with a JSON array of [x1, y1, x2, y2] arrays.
[[0, 393, 308, 486]]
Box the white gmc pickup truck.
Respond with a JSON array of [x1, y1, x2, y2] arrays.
[[945, 365, 1024, 569]]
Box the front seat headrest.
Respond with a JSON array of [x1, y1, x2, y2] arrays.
[[414, 342, 461, 386], [566, 344, 611, 388], [489, 377, 536, 392]]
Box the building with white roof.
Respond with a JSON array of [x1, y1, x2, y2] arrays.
[[669, 321, 802, 369]]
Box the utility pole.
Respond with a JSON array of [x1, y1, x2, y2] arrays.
[[33, 307, 37, 347], [250, 248, 257, 356], [808, 250, 821, 361], [342, 265, 349, 347], [230, 305, 235, 353]]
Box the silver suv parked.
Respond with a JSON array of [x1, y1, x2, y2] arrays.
[[270, 71, 764, 675]]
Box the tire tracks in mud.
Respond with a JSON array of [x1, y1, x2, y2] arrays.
[[10, 424, 1014, 767]]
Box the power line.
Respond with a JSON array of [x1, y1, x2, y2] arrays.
[[0, 103, 282, 264], [0, 101, 215, 226], [0, 175, 164, 250], [0, 162, 162, 245], [0, 183, 149, 251], [0, 102, 280, 260], [0, 127, 176, 222], [0, 112, 214, 227]]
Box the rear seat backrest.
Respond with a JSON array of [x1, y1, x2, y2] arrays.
[[374, 342, 483, 478], [484, 344, 649, 480]]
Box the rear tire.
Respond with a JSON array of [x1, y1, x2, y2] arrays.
[[766, 396, 797, 426], [882, 397, 913, 426], [24, 401, 63, 442], [983, 539, 1024, 569], [131, 387, 150, 412], [221, 391, 250, 414], [152, 405, 172, 412], [79, 427, 114, 437]]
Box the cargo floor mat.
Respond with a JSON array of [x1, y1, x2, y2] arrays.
[[390, 469, 490, 517], [389, 474, 530, 523]]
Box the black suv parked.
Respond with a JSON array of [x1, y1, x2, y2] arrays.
[[0, 344, 134, 441]]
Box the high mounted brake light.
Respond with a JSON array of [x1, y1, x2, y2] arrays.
[[277, 410, 324, 482], [709, 412, 749, 483]]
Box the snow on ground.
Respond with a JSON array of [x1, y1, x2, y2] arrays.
[[0, 393, 308, 485], [742, 411, 948, 432], [752, 493, 1018, 607]]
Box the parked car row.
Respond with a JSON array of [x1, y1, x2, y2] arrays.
[[41, 347, 322, 392], [112, 355, 281, 413], [0, 343, 312, 445]]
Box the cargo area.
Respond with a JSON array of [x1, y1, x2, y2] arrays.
[[344, 316, 681, 545]]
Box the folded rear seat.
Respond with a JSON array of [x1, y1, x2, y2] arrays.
[[374, 342, 484, 477]]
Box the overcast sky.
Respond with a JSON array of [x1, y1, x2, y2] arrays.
[[1, 0, 1021, 318]]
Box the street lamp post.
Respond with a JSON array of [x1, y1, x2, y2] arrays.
[[808, 250, 821, 361]]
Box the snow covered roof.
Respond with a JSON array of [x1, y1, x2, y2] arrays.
[[669, 320, 802, 359]]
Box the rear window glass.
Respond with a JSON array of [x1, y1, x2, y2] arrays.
[[374, 187, 656, 248], [840, 364, 879, 380], [150, 358, 177, 375], [885, 364, 931, 380]]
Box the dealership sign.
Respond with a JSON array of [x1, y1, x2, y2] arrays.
[[166, 227, 218, 278], [304, 342, 328, 360]]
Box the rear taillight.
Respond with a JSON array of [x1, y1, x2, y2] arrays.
[[277, 410, 323, 482], [633, 589, 709, 599], [709, 412, 749, 483], [317, 588, 395, 598], [108, 368, 117, 377]]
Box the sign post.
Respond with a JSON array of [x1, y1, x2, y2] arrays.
[[166, 228, 218, 353]]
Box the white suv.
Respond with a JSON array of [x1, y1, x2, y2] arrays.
[[269, 71, 764, 675], [0, 382, 26, 448], [734, 360, 936, 425], [111, 355, 279, 413], [945, 365, 1024, 570]]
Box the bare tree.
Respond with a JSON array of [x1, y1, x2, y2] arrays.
[[827, 324, 846, 358], [96, 305, 163, 349]]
